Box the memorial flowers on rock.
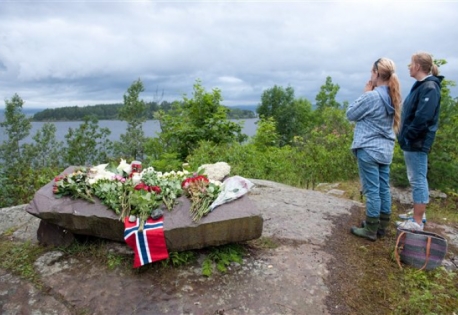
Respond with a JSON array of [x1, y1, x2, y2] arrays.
[[181, 174, 223, 222], [52, 160, 250, 224], [130, 181, 162, 230], [141, 168, 187, 212], [53, 167, 94, 203]]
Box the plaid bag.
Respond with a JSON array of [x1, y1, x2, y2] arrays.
[[395, 228, 448, 271]]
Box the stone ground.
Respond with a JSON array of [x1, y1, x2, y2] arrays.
[[1, 179, 457, 315]]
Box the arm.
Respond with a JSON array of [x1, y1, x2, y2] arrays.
[[346, 91, 377, 122]]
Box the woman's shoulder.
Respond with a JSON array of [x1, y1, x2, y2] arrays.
[[420, 79, 441, 94]]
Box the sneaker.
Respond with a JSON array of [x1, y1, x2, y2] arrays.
[[396, 219, 424, 231], [398, 210, 426, 223]]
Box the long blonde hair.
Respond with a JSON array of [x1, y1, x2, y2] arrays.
[[412, 52, 440, 76], [373, 58, 402, 134]]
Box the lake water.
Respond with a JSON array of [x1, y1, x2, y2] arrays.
[[0, 118, 259, 145]]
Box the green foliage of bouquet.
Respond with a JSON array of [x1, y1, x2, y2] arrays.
[[53, 168, 94, 203], [52, 160, 226, 225], [91, 178, 129, 215], [130, 182, 162, 230], [181, 174, 222, 222], [141, 169, 187, 211]]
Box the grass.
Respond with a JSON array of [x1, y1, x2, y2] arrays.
[[0, 237, 47, 286], [427, 196, 458, 225], [324, 181, 458, 315]]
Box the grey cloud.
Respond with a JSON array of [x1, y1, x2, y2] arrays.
[[1, 2, 457, 109]]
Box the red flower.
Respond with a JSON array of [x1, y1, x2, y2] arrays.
[[181, 175, 209, 188], [150, 186, 161, 194], [134, 182, 161, 194], [134, 182, 147, 191], [54, 175, 64, 182]]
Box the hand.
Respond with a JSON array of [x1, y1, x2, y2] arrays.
[[364, 81, 374, 92]]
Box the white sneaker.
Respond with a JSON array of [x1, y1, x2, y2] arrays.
[[398, 210, 426, 223], [396, 219, 424, 231]]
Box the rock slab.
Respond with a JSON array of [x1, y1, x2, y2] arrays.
[[26, 166, 263, 251]]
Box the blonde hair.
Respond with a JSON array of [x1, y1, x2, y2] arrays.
[[412, 52, 440, 76], [373, 58, 402, 134]]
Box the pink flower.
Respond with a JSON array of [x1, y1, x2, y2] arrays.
[[113, 174, 126, 182]]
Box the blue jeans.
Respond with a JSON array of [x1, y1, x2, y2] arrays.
[[357, 149, 391, 218], [404, 151, 429, 204]]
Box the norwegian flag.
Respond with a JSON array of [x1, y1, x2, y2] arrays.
[[124, 217, 169, 268]]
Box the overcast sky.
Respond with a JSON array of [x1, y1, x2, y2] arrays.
[[1, 1, 457, 110]]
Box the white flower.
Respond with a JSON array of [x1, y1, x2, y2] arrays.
[[87, 169, 116, 184], [198, 162, 231, 181], [131, 172, 142, 185], [141, 167, 155, 177], [117, 159, 132, 174], [90, 163, 109, 173], [210, 180, 223, 187]]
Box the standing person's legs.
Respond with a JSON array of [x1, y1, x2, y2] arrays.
[[351, 149, 380, 241], [357, 149, 381, 218], [404, 151, 428, 226], [379, 163, 391, 215], [378, 163, 391, 234]]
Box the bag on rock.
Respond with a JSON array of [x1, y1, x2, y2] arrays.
[[394, 228, 448, 271]]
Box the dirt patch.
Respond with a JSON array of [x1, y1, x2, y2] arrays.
[[323, 202, 458, 315], [324, 204, 405, 314]]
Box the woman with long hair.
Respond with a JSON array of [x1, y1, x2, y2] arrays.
[[347, 57, 402, 241]]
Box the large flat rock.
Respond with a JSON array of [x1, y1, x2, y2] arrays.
[[26, 166, 263, 251]]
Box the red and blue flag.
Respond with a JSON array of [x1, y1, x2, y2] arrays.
[[124, 217, 169, 268]]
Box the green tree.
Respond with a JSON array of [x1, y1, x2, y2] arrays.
[[113, 79, 148, 160], [276, 98, 314, 145], [23, 123, 64, 168], [251, 117, 280, 150], [315, 76, 340, 111], [63, 116, 113, 166], [154, 79, 246, 160], [427, 59, 458, 191], [0, 94, 31, 166], [257, 85, 312, 145], [257, 85, 295, 119], [0, 94, 61, 207]]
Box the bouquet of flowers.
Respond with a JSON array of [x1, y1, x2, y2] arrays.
[[181, 174, 223, 222], [141, 168, 186, 211], [53, 167, 94, 203], [90, 174, 129, 216], [130, 181, 162, 231], [52, 160, 228, 224]]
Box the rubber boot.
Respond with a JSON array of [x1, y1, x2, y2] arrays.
[[351, 216, 379, 241], [377, 213, 390, 237], [361, 213, 390, 237]]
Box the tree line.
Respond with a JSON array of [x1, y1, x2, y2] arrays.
[[31, 101, 256, 121]]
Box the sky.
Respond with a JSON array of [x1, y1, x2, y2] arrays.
[[1, 1, 458, 110]]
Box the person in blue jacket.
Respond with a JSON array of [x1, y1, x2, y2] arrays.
[[347, 57, 402, 241], [397, 52, 443, 231]]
